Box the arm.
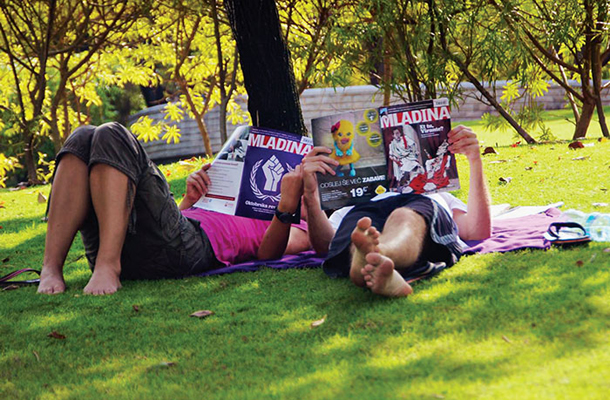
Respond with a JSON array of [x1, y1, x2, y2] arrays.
[[301, 146, 340, 254], [257, 165, 310, 260], [178, 164, 212, 211], [448, 125, 492, 241]]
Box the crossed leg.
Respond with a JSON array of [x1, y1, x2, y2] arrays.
[[349, 208, 426, 297], [39, 155, 132, 295]]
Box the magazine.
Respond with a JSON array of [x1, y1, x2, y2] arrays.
[[193, 125, 313, 221], [311, 98, 459, 210]]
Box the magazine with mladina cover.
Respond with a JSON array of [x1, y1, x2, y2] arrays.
[[193, 125, 313, 221], [311, 98, 459, 210]]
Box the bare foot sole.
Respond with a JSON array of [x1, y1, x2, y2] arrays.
[[83, 269, 122, 295], [361, 252, 412, 297], [38, 270, 66, 294], [349, 217, 380, 286]]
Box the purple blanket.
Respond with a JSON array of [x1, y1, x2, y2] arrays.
[[196, 250, 325, 277], [196, 208, 562, 277], [463, 208, 561, 254]]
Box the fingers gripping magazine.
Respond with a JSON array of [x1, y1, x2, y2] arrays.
[[193, 126, 313, 220], [311, 98, 460, 210]]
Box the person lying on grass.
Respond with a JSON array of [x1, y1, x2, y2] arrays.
[[301, 125, 491, 298], [38, 122, 310, 295]]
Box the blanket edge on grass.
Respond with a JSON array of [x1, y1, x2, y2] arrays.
[[195, 208, 562, 277]]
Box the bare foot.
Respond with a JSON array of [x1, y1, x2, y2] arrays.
[[38, 269, 66, 294], [83, 267, 122, 295], [349, 217, 381, 286], [361, 252, 413, 297]]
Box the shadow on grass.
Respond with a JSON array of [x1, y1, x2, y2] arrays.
[[1, 246, 609, 399]]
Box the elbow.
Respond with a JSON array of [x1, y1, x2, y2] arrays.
[[459, 223, 491, 242], [470, 224, 492, 241]]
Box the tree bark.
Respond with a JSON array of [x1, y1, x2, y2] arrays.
[[225, 0, 306, 135], [574, 97, 596, 140]]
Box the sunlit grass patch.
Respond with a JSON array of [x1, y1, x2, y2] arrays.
[[1, 116, 610, 399]]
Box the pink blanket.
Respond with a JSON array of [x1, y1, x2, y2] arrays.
[[463, 208, 561, 254], [196, 208, 562, 277]]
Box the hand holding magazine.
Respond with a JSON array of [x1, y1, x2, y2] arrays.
[[193, 126, 313, 221]]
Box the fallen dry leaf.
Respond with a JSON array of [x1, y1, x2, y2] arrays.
[[147, 361, 177, 371], [572, 156, 589, 161], [568, 141, 584, 149], [37, 192, 47, 203], [190, 310, 214, 319], [499, 177, 512, 184], [133, 305, 140, 312], [33, 351, 40, 362], [489, 159, 508, 164], [482, 146, 498, 155], [525, 167, 533, 171], [2, 284, 19, 291], [576, 260, 584, 267], [502, 335, 512, 343], [310, 316, 326, 328], [0, 201, 5, 208], [48, 331, 66, 340]]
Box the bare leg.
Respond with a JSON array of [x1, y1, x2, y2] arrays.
[[39, 155, 91, 294], [356, 208, 426, 297], [82, 164, 132, 295], [349, 217, 380, 287]]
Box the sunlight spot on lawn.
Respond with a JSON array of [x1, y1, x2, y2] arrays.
[[416, 281, 476, 303], [29, 312, 79, 330], [234, 280, 260, 293], [267, 362, 348, 397], [581, 270, 610, 288], [0, 223, 45, 249], [586, 294, 610, 315], [318, 334, 354, 352]]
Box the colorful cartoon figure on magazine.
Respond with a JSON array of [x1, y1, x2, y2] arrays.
[[330, 120, 360, 176], [388, 126, 424, 190]]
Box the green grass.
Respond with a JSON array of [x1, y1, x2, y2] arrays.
[[460, 106, 608, 147], [1, 117, 610, 399]]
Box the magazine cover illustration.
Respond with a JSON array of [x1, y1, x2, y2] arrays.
[[194, 126, 313, 220], [380, 99, 459, 195], [311, 109, 388, 210], [235, 127, 312, 220]]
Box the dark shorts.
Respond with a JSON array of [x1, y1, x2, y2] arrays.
[[323, 194, 463, 282], [55, 122, 222, 280]]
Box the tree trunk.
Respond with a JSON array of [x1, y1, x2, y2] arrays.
[[590, 38, 610, 138], [219, 97, 229, 144], [225, 0, 306, 135], [24, 133, 42, 185], [573, 97, 596, 140]]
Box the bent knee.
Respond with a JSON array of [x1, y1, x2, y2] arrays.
[[387, 207, 424, 225], [92, 122, 136, 149]]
